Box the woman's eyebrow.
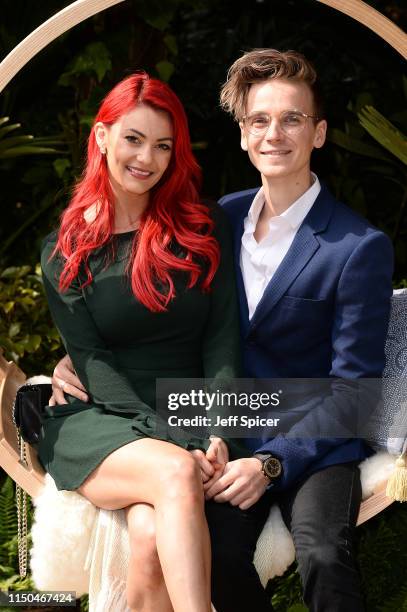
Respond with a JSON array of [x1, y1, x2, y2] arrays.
[[126, 128, 173, 142]]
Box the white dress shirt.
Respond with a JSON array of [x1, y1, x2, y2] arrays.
[[241, 173, 321, 319]]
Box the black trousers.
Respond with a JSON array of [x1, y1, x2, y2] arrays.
[[206, 462, 364, 612], [206, 493, 272, 612]]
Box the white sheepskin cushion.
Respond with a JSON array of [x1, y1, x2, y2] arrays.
[[254, 504, 295, 586], [30, 474, 97, 596], [359, 450, 397, 499], [24, 375, 53, 385]]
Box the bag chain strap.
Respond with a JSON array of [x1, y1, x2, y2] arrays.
[[12, 396, 29, 578]]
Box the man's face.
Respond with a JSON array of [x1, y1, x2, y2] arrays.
[[240, 78, 327, 184]]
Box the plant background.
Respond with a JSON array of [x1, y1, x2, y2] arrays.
[[0, 0, 406, 610]]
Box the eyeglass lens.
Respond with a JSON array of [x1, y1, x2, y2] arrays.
[[246, 112, 308, 135]]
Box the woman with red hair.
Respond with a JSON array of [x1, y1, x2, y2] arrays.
[[39, 72, 242, 612]]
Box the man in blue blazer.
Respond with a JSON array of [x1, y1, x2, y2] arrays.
[[204, 49, 393, 611]]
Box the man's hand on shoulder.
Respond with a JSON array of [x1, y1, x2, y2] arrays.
[[50, 354, 89, 405], [204, 457, 269, 510]]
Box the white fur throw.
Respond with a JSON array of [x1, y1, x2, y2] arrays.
[[30, 475, 97, 595], [30, 451, 396, 610]]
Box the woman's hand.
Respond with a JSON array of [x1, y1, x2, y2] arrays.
[[203, 437, 229, 491], [190, 437, 229, 485], [189, 449, 216, 484], [206, 436, 228, 468], [50, 354, 89, 406]]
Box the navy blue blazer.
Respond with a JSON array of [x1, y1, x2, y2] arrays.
[[220, 183, 394, 491]]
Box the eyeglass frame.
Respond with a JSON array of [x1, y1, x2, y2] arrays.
[[241, 110, 321, 137]]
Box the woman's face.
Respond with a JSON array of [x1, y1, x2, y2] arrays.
[[95, 104, 174, 201]]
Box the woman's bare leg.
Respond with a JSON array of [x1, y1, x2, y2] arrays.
[[78, 438, 211, 612], [125, 503, 173, 612]]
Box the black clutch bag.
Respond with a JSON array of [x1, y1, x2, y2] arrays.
[[13, 383, 53, 446]]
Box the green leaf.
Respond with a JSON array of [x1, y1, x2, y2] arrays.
[[21, 334, 42, 352], [59, 42, 112, 85], [0, 135, 34, 150], [137, 0, 177, 30], [53, 158, 71, 178], [0, 146, 62, 159], [156, 60, 175, 83], [1, 267, 20, 278], [0, 123, 21, 139], [287, 605, 308, 612], [8, 323, 20, 338], [164, 34, 178, 55], [355, 92, 374, 113], [1, 266, 30, 279], [358, 106, 407, 165], [328, 128, 394, 162], [3, 302, 14, 313]]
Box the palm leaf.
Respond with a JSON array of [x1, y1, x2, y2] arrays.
[[0, 123, 22, 139], [0, 117, 66, 159], [0, 477, 17, 550], [0, 146, 65, 159], [328, 128, 394, 162], [0, 135, 34, 150], [358, 106, 407, 165]]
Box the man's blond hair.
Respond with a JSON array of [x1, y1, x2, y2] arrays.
[[220, 48, 323, 121]]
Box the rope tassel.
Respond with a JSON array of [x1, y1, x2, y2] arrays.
[[386, 452, 407, 502]]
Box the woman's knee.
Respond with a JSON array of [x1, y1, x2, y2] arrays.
[[127, 506, 162, 580], [158, 452, 203, 502]]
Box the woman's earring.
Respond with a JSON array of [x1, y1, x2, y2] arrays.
[[99, 145, 106, 155]]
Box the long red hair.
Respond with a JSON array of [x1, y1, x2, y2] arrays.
[[55, 72, 220, 312]]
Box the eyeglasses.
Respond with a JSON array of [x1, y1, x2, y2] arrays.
[[242, 110, 320, 137]]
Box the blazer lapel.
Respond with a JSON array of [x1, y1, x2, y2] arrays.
[[248, 185, 334, 332], [232, 209, 250, 337]]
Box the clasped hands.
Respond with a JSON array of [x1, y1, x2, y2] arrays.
[[191, 444, 269, 510], [51, 355, 269, 510]]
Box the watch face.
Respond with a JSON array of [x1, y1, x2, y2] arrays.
[[264, 457, 282, 479]]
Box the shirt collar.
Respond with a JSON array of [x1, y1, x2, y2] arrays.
[[246, 173, 321, 231]]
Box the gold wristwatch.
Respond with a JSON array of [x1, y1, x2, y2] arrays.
[[254, 453, 282, 480]]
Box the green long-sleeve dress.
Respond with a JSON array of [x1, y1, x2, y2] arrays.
[[38, 205, 244, 490]]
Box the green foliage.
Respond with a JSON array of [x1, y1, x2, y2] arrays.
[[0, 265, 62, 376], [270, 566, 303, 611], [328, 127, 393, 162], [0, 117, 65, 159], [59, 42, 112, 87], [358, 106, 407, 166], [358, 503, 407, 611], [0, 477, 34, 592], [156, 60, 175, 82]]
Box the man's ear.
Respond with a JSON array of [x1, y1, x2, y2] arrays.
[[313, 119, 327, 149], [94, 122, 108, 151], [239, 121, 248, 152]]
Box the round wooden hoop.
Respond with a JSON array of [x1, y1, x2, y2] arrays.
[[0, 0, 406, 95]]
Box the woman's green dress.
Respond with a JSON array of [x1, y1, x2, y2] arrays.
[[38, 207, 243, 490]]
